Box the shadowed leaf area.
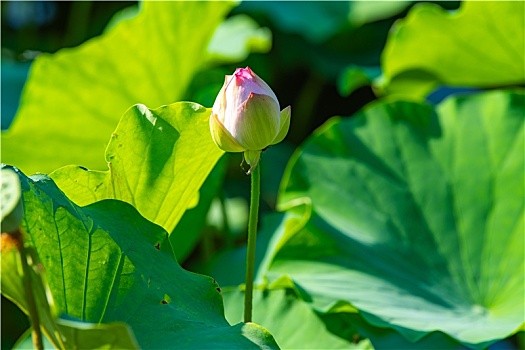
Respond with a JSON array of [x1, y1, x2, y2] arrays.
[[273, 89, 524, 349], [49, 102, 224, 240]]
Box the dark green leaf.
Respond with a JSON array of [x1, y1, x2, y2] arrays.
[[2, 167, 278, 349], [274, 90, 524, 348]]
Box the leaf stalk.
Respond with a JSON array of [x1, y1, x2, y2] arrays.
[[244, 162, 260, 322]]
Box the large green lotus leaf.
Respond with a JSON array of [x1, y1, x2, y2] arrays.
[[274, 90, 524, 348], [2, 166, 278, 349], [209, 206, 461, 349], [105, 7, 272, 65], [2, 1, 234, 175], [210, 211, 461, 350], [49, 102, 224, 236], [379, 1, 525, 99], [223, 286, 373, 349]]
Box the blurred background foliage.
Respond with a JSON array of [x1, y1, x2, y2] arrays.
[[2, 1, 524, 349]]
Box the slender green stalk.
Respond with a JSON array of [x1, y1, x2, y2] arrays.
[[18, 232, 44, 350], [244, 162, 261, 323]]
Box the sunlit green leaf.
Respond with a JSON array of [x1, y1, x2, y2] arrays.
[[347, 1, 411, 26], [274, 90, 524, 348], [379, 1, 525, 99], [49, 102, 224, 235], [2, 166, 278, 349], [2, 1, 235, 175]]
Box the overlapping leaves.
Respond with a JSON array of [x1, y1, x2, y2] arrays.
[[223, 286, 373, 349], [50, 102, 224, 237], [1, 166, 278, 349], [2, 1, 235, 175]]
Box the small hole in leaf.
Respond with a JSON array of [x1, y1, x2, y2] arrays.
[[154, 243, 160, 250], [160, 294, 172, 305], [216, 287, 221, 293], [78, 166, 88, 171]]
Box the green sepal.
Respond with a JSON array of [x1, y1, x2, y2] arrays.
[[271, 106, 291, 145]]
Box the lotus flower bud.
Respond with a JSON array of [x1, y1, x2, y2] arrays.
[[210, 67, 291, 173]]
